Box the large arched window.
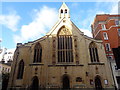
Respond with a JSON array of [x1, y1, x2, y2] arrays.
[[89, 42, 99, 62], [33, 43, 42, 63], [17, 60, 24, 79], [57, 26, 73, 63]]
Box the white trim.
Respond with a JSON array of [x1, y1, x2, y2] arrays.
[[93, 17, 120, 38], [94, 25, 117, 38], [106, 53, 114, 55]]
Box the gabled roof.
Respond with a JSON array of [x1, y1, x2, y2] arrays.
[[59, 2, 69, 10]]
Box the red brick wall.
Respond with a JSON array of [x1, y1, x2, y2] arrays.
[[91, 14, 120, 59]]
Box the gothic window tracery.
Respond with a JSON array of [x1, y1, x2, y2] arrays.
[[33, 43, 42, 63], [89, 42, 99, 62], [57, 26, 73, 63]]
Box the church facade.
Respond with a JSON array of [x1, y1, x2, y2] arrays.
[[8, 3, 114, 89]]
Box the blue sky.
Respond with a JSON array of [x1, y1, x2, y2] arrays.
[[0, 2, 119, 49]]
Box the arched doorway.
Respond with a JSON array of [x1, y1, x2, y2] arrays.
[[31, 76, 39, 90], [62, 75, 70, 89], [95, 76, 103, 90]]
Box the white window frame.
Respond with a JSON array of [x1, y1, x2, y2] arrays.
[[105, 43, 111, 51], [101, 24, 106, 30], [103, 32, 108, 40]]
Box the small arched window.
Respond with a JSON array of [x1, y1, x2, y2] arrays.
[[33, 43, 42, 63], [89, 42, 99, 62], [61, 9, 63, 13], [17, 60, 24, 79], [65, 9, 67, 13]]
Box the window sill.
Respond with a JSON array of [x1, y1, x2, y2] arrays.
[[29, 63, 44, 66], [16, 78, 23, 80], [104, 39, 108, 40], [88, 62, 105, 65], [106, 50, 111, 52], [102, 28, 107, 30], [115, 69, 120, 71], [116, 25, 120, 26], [48, 63, 84, 67]]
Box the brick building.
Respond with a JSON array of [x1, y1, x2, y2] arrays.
[[91, 14, 120, 89]]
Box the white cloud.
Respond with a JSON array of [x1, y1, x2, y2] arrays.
[[0, 12, 21, 31], [14, 6, 58, 43], [78, 2, 118, 37], [96, 11, 105, 14], [80, 28, 92, 37], [71, 2, 79, 7], [110, 2, 118, 14], [0, 38, 2, 42]]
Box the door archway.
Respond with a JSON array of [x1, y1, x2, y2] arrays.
[[62, 75, 70, 89], [31, 76, 39, 90], [95, 76, 103, 90]]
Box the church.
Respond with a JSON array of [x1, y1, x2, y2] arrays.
[[8, 3, 114, 89]]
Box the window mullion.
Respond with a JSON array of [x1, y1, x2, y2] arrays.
[[91, 48, 95, 62], [63, 36, 64, 62], [19, 64, 22, 78], [95, 48, 99, 62], [61, 36, 63, 62], [93, 48, 96, 62], [35, 49, 37, 62], [37, 49, 39, 62], [67, 36, 69, 62], [69, 36, 71, 62], [64, 36, 66, 62], [89, 48, 93, 62], [94, 48, 97, 62], [66, 36, 68, 62], [70, 36, 73, 62]]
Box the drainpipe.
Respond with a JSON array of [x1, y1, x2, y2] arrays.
[[109, 59, 116, 89]]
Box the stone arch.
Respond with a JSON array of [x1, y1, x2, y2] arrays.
[[17, 60, 24, 79], [57, 25, 72, 36], [57, 26, 73, 63], [33, 42, 42, 63], [30, 76, 39, 90], [89, 41, 97, 48], [89, 41, 99, 62], [62, 74, 70, 89]]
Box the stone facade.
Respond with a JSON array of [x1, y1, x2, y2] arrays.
[[8, 3, 114, 89]]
